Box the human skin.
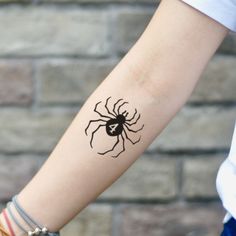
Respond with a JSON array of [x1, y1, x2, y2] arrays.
[[0, 0, 228, 235]]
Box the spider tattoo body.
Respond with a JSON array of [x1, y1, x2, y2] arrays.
[[85, 96, 144, 158]]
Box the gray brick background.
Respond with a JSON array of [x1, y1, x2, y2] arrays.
[[0, 0, 235, 235]]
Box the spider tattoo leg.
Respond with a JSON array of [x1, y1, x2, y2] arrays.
[[113, 98, 123, 116], [124, 123, 144, 133], [122, 110, 129, 118], [104, 96, 116, 118], [123, 128, 141, 144], [112, 133, 125, 158], [94, 101, 111, 119], [117, 101, 129, 115], [126, 113, 141, 126], [90, 124, 106, 148], [98, 135, 120, 155], [126, 108, 137, 122], [85, 119, 107, 135]]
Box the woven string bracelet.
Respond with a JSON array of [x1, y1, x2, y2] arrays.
[[12, 196, 40, 235], [11, 195, 60, 236], [0, 219, 11, 236], [2, 209, 15, 236], [6, 202, 29, 235]]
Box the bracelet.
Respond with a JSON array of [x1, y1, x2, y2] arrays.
[[12, 197, 40, 234], [0, 219, 11, 236], [6, 202, 28, 235], [2, 209, 15, 236], [11, 195, 60, 236]]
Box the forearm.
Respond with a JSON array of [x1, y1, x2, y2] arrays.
[[0, 0, 228, 235]]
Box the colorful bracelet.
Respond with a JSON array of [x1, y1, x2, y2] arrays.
[[6, 202, 28, 235], [2, 209, 15, 236], [0, 218, 11, 236]]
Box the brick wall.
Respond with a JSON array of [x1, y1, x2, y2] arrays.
[[0, 0, 235, 235]]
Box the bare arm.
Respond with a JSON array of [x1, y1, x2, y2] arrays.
[[0, 0, 228, 235]]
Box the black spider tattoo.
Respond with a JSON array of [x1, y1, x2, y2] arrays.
[[85, 96, 144, 158]]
